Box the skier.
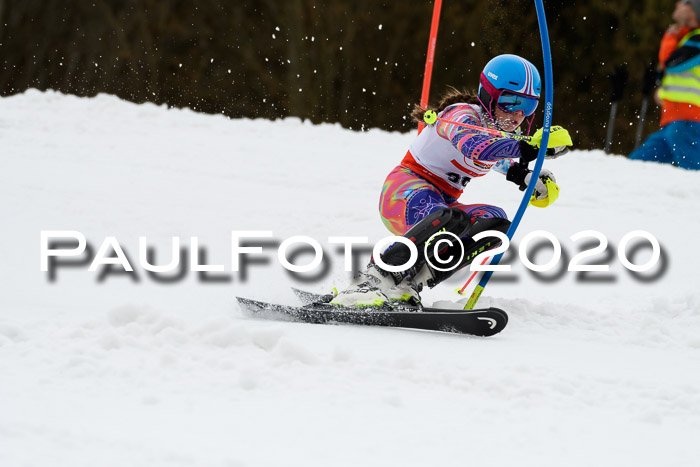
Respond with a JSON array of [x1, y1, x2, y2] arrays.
[[629, 0, 700, 169], [331, 54, 573, 308]]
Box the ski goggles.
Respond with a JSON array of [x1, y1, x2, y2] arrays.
[[497, 91, 539, 116]]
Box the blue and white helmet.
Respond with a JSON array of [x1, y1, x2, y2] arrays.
[[478, 54, 541, 132]]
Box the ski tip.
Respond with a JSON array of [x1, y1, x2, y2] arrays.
[[486, 306, 509, 326]]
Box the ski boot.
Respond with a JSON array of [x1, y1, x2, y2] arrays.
[[331, 208, 469, 310], [332, 208, 510, 310], [330, 259, 423, 309], [385, 274, 423, 308], [330, 260, 396, 308]]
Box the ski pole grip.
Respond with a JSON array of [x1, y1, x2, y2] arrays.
[[423, 110, 438, 125]]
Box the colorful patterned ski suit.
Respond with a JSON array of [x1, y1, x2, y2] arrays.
[[379, 103, 526, 235]]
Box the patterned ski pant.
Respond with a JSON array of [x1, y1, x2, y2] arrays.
[[378, 165, 507, 236]]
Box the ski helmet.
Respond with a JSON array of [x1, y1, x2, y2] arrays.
[[478, 54, 541, 133]]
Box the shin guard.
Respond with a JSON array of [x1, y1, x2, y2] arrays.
[[380, 208, 471, 268], [423, 217, 511, 287]]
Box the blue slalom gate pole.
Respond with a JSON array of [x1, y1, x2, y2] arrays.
[[464, 0, 553, 309]]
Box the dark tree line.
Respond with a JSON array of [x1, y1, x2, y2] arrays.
[[0, 0, 675, 153]]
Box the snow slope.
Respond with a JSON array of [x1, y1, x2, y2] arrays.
[[1, 90, 699, 467]]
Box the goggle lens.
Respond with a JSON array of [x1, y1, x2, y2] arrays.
[[497, 91, 539, 116]]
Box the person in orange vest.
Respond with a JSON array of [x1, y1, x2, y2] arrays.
[[629, 0, 700, 169]]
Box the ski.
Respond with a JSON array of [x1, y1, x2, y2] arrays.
[[237, 296, 508, 337], [291, 287, 335, 306]]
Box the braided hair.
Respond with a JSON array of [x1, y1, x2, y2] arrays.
[[410, 86, 480, 123]]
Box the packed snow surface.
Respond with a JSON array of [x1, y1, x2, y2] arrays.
[[1, 90, 699, 467]]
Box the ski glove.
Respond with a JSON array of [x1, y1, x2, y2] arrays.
[[523, 168, 556, 201], [506, 164, 560, 208], [525, 126, 574, 161]]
